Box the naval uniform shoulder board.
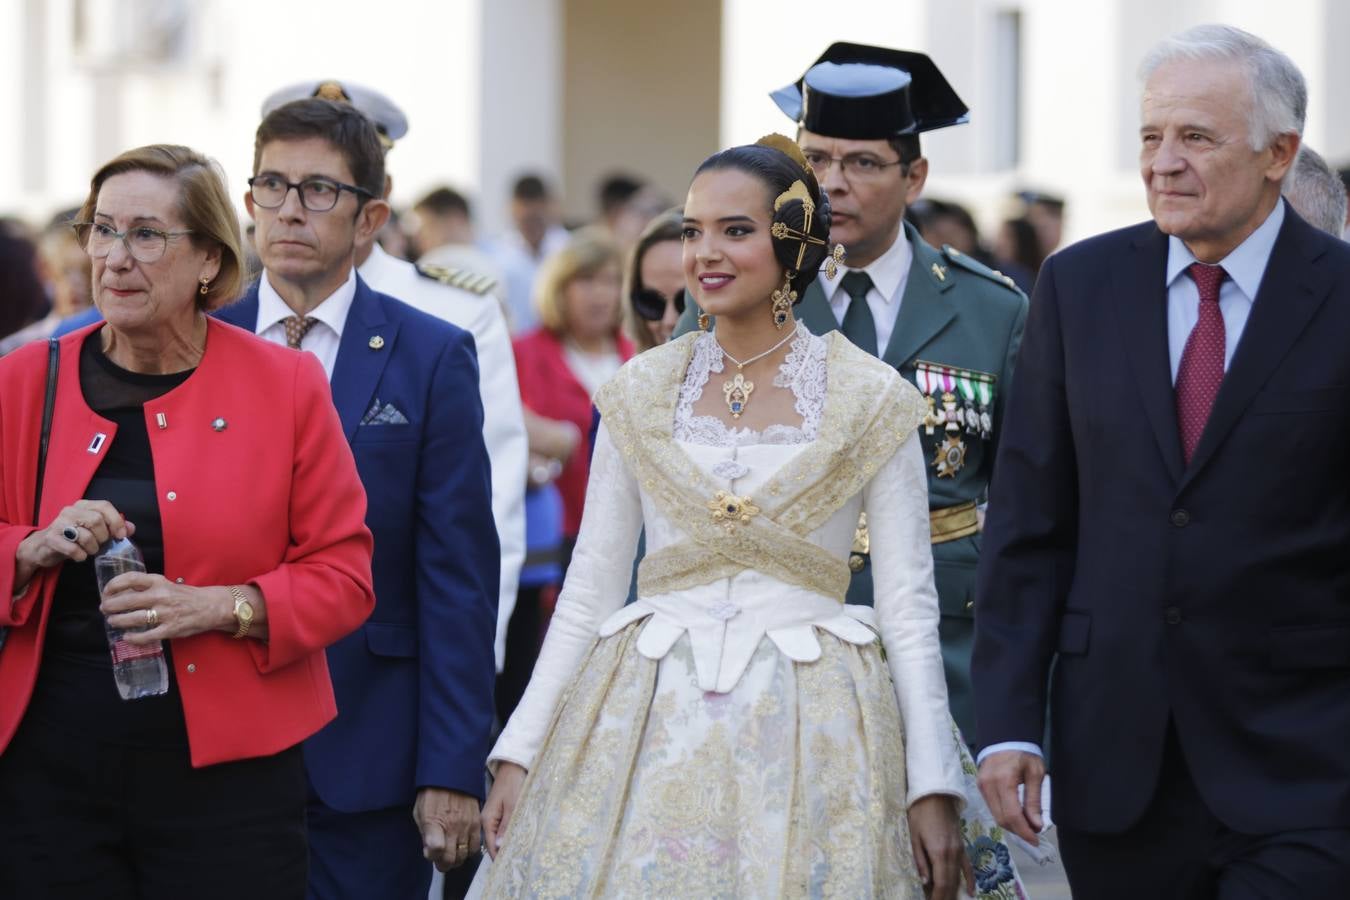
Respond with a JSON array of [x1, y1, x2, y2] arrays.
[[416, 264, 498, 296], [939, 245, 1020, 292]]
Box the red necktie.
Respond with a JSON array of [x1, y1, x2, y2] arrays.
[[1175, 263, 1227, 464]]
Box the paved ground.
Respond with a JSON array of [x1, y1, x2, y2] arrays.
[[1012, 826, 1072, 899]]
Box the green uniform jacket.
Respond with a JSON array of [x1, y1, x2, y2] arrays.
[[674, 223, 1028, 738]]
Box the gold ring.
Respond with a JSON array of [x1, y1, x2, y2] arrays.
[[145, 608, 159, 628]]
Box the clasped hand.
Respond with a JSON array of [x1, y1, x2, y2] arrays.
[[414, 788, 482, 871], [16, 499, 230, 643]]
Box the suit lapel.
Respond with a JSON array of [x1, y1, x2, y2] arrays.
[[1113, 226, 1184, 484], [1181, 213, 1332, 488], [795, 280, 839, 336], [882, 227, 956, 370], [329, 278, 399, 441]]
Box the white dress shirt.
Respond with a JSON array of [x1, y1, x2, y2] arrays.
[[977, 200, 1287, 768], [255, 268, 357, 380], [823, 226, 913, 353], [358, 243, 528, 672], [1165, 199, 1284, 382]]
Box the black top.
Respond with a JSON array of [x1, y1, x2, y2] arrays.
[[27, 335, 194, 747]]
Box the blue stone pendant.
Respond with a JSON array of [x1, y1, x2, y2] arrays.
[[722, 371, 754, 419]]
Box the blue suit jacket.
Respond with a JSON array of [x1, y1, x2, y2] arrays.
[[973, 206, 1350, 835], [218, 276, 499, 812]]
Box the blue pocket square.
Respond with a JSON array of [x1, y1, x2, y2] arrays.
[[361, 398, 410, 426]]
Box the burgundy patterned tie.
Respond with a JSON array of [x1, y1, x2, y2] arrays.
[[1175, 263, 1227, 464]]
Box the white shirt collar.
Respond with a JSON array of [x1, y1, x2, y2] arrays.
[[1165, 198, 1286, 301], [257, 267, 358, 338], [825, 226, 912, 304]]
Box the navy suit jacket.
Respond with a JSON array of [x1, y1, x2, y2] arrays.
[[218, 276, 499, 811], [973, 206, 1350, 835]]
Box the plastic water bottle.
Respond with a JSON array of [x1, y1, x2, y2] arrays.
[[95, 537, 168, 700]]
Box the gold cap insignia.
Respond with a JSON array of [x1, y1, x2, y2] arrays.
[[314, 81, 350, 102]]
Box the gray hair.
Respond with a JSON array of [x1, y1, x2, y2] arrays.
[[1283, 145, 1349, 237], [1139, 24, 1306, 151]]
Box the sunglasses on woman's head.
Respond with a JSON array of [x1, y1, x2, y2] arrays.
[[632, 288, 686, 322]]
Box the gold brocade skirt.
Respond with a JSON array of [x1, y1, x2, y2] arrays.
[[481, 623, 924, 899]]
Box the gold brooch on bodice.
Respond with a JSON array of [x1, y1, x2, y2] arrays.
[[708, 490, 761, 532]]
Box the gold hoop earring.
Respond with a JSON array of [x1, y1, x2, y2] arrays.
[[199, 277, 210, 296], [698, 312, 711, 331], [770, 271, 797, 329]]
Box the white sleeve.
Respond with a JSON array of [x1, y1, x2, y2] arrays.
[[864, 433, 966, 806], [488, 421, 643, 771], [465, 297, 528, 672]]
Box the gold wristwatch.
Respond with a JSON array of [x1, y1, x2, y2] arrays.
[[229, 586, 255, 639]]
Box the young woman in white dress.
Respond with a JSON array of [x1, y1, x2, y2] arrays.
[[473, 137, 1030, 899]]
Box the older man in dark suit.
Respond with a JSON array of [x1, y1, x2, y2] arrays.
[[974, 23, 1350, 897]]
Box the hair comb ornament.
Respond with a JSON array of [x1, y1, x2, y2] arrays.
[[770, 180, 827, 272], [755, 133, 813, 174]]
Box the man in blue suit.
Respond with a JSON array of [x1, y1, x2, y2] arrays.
[[974, 25, 1350, 895], [218, 98, 498, 898]]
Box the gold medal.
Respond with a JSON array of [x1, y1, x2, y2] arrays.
[[933, 435, 967, 478]]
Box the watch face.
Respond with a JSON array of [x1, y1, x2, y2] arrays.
[[237, 599, 254, 623]]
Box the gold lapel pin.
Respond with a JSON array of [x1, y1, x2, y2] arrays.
[[369, 335, 385, 350], [931, 263, 947, 282]]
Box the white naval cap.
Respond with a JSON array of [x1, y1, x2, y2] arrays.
[[260, 80, 408, 146]]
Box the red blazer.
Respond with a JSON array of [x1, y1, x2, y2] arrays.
[[513, 328, 633, 538], [0, 320, 375, 767]]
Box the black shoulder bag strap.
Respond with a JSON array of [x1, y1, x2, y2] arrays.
[[35, 337, 60, 526]]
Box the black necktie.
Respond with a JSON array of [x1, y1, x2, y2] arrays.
[[839, 271, 878, 356]]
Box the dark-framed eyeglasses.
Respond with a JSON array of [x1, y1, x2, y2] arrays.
[[801, 151, 907, 180], [632, 287, 686, 322], [247, 174, 374, 212], [72, 222, 194, 263]]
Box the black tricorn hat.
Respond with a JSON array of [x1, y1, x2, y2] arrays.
[[770, 42, 969, 139]]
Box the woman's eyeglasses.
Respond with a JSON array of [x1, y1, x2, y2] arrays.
[[72, 222, 194, 264], [632, 287, 686, 322]]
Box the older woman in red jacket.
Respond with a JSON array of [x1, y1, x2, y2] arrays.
[[512, 229, 634, 556], [0, 145, 374, 899]]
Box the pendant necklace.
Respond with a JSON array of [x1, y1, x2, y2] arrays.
[[716, 328, 797, 419]]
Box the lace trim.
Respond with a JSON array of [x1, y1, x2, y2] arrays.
[[673, 323, 824, 447], [593, 332, 928, 602]]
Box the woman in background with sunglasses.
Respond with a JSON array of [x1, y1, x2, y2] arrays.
[[623, 208, 686, 352]]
